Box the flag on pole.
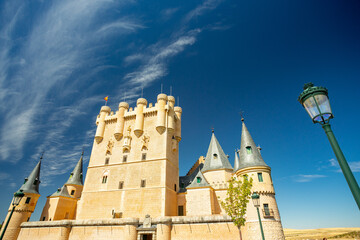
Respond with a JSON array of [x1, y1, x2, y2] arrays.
[[104, 96, 108, 101]]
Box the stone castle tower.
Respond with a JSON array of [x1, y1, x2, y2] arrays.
[[40, 153, 84, 221], [234, 119, 284, 239], [76, 93, 182, 219], [0, 160, 41, 240]]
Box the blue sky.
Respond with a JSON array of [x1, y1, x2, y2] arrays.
[[0, 0, 359, 229]]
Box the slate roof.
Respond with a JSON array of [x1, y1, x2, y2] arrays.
[[186, 170, 210, 189], [201, 132, 233, 172], [18, 160, 41, 194], [236, 120, 268, 171], [50, 185, 72, 198], [233, 150, 240, 171], [65, 152, 83, 186], [179, 163, 203, 193]]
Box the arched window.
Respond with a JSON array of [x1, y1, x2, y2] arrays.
[[197, 177, 201, 183], [102, 171, 109, 184], [246, 146, 252, 154], [213, 153, 218, 159]]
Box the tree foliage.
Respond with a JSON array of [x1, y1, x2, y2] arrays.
[[220, 175, 253, 228]]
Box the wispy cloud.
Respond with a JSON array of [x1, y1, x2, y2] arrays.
[[0, 0, 140, 164], [327, 158, 360, 173], [121, 0, 226, 100], [293, 174, 326, 183]]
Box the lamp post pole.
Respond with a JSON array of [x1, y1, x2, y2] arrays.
[[251, 192, 265, 240], [256, 206, 265, 240], [298, 83, 360, 210], [0, 190, 24, 240], [322, 123, 360, 209], [0, 206, 16, 240]]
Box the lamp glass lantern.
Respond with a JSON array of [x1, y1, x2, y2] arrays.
[[251, 192, 260, 208], [298, 83, 333, 124], [12, 190, 25, 206]]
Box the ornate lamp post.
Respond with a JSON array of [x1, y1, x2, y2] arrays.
[[0, 190, 25, 240], [251, 192, 265, 240], [298, 83, 360, 210]]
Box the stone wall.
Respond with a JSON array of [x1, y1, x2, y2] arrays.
[[18, 215, 285, 240]]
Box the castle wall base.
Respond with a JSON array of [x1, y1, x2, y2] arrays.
[[18, 215, 284, 240]]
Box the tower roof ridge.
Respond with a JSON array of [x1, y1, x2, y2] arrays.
[[237, 121, 268, 171], [18, 160, 41, 194], [65, 152, 83, 186], [202, 132, 233, 172]]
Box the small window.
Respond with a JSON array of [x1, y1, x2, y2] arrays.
[[119, 181, 124, 189], [105, 158, 109, 165], [142, 153, 147, 161], [180, 182, 185, 188], [27, 217, 30, 222], [263, 203, 270, 216], [123, 155, 127, 163], [141, 179, 146, 188], [25, 197, 31, 204], [174, 184, 177, 191], [42, 216, 46, 221], [178, 206, 184, 216], [258, 173, 263, 182], [213, 153, 218, 159], [102, 176, 108, 184], [49, 218, 52, 221], [197, 177, 201, 183], [246, 146, 252, 154], [71, 190, 75, 195]]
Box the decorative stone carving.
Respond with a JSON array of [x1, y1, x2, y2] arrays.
[[141, 134, 149, 151], [143, 214, 151, 228], [123, 126, 132, 153], [106, 139, 114, 155]]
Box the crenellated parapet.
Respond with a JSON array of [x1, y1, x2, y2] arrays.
[[94, 93, 182, 144]]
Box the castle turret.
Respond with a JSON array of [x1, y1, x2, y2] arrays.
[[201, 131, 233, 214], [65, 152, 84, 199], [0, 160, 41, 240], [114, 102, 129, 140], [95, 106, 111, 143], [134, 98, 147, 137], [156, 93, 167, 134], [235, 119, 285, 240], [174, 106, 182, 142], [167, 96, 175, 133], [40, 153, 84, 221]]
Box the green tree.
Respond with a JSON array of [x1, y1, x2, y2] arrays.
[[220, 175, 253, 240]]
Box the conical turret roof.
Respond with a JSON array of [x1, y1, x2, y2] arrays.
[[233, 150, 240, 171], [65, 152, 83, 186], [186, 170, 210, 189], [202, 132, 233, 172], [18, 160, 41, 194], [50, 185, 72, 198], [237, 120, 268, 171]]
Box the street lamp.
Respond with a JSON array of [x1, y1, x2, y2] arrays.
[[251, 192, 265, 240], [298, 83, 360, 210], [0, 190, 25, 240]]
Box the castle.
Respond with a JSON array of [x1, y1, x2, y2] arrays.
[[0, 93, 285, 240]]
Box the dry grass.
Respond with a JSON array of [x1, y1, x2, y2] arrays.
[[284, 228, 360, 240]]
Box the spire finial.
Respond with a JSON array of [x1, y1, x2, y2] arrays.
[[81, 147, 84, 156], [240, 110, 245, 122], [211, 127, 214, 133], [170, 86, 172, 96], [40, 151, 45, 160]]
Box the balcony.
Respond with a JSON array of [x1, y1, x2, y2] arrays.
[[262, 208, 274, 218]]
